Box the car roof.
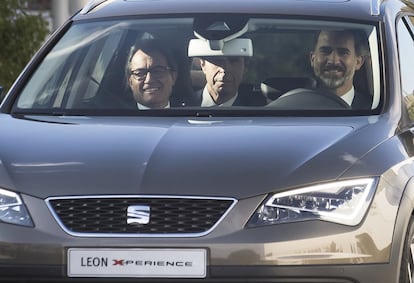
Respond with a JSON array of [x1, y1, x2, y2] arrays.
[[72, 0, 410, 22]]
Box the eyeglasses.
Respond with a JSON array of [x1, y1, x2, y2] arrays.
[[129, 66, 173, 80]]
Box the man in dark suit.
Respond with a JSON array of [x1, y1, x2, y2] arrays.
[[191, 56, 266, 107], [310, 29, 372, 109]]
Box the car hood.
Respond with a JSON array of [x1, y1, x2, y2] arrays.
[[0, 115, 386, 199]]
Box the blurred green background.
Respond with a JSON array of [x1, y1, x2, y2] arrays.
[[0, 0, 49, 94]]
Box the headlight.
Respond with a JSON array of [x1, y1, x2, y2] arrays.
[[0, 188, 33, 227], [248, 178, 376, 227]]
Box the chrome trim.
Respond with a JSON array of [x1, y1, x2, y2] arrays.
[[46, 195, 237, 238], [80, 0, 110, 15], [127, 205, 150, 225], [370, 0, 380, 16]]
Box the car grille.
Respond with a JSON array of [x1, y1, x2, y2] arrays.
[[47, 196, 236, 237]]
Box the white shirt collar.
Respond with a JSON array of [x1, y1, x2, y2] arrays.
[[340, 86, 355, 106], [201, 86, 238, 107], [137, 102, 170, 109]]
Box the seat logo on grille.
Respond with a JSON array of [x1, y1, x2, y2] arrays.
[[127, 205, 150, 225]]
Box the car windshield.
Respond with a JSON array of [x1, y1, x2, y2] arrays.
[[12, 16, 381, 116]]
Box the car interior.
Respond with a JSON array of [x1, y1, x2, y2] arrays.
[[13, 17, 379, 113]]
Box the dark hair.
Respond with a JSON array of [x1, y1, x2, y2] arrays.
[[313, 29, 369, 57], [351, 29, 370, 57], [127, 38, 179, 72]]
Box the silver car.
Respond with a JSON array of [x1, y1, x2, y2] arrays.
[[1, 0, 414, 282]]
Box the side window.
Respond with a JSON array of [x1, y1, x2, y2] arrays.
[[65, 32, 124, 108], [397, 16, 414, 121], [15, 23, 124, 110]]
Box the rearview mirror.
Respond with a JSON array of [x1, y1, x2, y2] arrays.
[[188, 38, 253, 57]]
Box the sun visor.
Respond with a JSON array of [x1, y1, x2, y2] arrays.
[[188, 15, 253, 57]]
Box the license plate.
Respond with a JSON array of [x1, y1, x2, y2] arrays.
[[67, 248, 207, 278]]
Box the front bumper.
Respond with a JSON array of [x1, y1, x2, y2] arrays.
[[0, 263, 398, 282], [0, 181, 402, 283]]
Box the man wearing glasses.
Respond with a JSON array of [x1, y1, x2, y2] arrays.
[[128, 40, 178, 109]]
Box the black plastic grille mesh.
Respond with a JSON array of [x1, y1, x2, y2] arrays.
[[48, 197, 234, 235]]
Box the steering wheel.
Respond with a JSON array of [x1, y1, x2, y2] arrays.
[[267, 88, 351, 110]]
